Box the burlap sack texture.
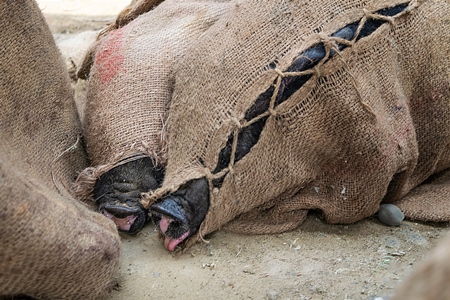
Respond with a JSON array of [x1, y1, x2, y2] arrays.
[[76, 0, 166, 81], [141, 0, 450, 246], [0, 1, 121, 298], [74, 0, 232, 201]]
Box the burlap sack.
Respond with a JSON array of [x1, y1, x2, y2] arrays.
[[0, 1, 120, 298], [74, 0, 232, 200], [141, 0, 450, 246]]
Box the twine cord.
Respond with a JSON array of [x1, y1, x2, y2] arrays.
[[50, 134, 81, 195]]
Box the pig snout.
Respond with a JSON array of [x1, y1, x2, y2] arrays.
[[99, 203, 147, 234], [150, 177, 210, 251], [94, 157, 164, 235]]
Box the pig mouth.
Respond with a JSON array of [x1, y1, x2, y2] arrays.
[[100, 204, 148, 235], [151, 197, 192, 251], [160, 215, 191, 252]]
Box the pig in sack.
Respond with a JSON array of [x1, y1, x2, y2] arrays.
[[144, 0, 450, 251], [74, 0, 232, 234]]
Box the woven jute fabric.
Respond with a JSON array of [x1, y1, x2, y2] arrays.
[[0, 1, 120, 298], [74, 0, 232, 200], [141, 0, 450, 246]]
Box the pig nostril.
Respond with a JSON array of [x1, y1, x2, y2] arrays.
[[150, 196, 188, 225]]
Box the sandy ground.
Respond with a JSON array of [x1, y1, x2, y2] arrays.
[[40, 1, 450, 299]]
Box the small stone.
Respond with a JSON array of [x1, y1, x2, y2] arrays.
[[266, 290, 279, 300], [378, 204, 404, 226]]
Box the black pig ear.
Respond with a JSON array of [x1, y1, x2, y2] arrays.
[[150, 196, 188, 224]]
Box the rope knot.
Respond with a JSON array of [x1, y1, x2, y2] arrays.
[[268, 108, 277, 116], [230, 116, 243, 129], [273, 68, 285, 78], [313, 65, 322, 78]]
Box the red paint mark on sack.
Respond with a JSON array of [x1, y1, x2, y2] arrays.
[[95, 29, 125, 84]]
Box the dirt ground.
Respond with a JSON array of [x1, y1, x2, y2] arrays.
[[40, 1, 450, 299]]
